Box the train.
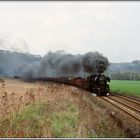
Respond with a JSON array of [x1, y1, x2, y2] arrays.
[[34, 74, 110, 96], [86, 74, 110, 96]]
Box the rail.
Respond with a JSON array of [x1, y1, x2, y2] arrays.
[[100, 96, 140, 122]]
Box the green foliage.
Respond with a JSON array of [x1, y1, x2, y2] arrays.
[[0, 77, 4, 83], [0, 102, 80, 138], [0, 97, 128, 138], [110, 80, 140, 97], [0, 102, 49, 138], [110, 72, 140, 80], [51, 104, 79, 138]]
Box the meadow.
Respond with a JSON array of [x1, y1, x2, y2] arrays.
[[0, 78, 127, 138], [110, 80, 140, 97]]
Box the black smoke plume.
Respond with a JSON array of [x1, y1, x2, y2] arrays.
[[0, 50, 109, 80]]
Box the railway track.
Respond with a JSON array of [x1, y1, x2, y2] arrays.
[[100, 94, 140, 122], [110, 93, 140, 104], [110, 93, 140, 110]]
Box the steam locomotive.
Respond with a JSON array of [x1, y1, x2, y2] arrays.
[[68, 74, 110, 96], [87, 74, 110, 96], [34, 74, 110, 96]]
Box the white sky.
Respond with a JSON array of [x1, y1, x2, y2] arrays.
[[0, 1, 140, 62]]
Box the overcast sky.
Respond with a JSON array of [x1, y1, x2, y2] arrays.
[[0, 2, 139, 62]]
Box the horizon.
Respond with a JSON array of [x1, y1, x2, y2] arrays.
[[0, 48, 139, 64]]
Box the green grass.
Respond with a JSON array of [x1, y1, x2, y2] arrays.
[[0, 102, 80, 138], [0, 96, 127, 138], [0, 77, 4, 83], [0, 102, 49, 137], [51, 104, 79, 138], [110, 80, 140, 97]]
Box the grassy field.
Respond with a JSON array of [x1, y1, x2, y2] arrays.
[[0, 102, 80, 138], [110, 80, 140, 97], [0, 79, 130, 138], [0, 100, 126, 138]]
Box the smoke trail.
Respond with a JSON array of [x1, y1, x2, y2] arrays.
[[0, 50, 109, 80], [20, 50, 109, 80], [0, 50, 41, 77]]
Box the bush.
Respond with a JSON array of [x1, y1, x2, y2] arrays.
[[0, 77, 4, 83]]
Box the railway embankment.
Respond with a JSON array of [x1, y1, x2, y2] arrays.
[[0, 78, 139, 138]]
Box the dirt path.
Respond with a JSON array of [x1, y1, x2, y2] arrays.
[[0, 78, 140, 137]]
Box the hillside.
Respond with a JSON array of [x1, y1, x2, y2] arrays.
[[0, 78, 139, 138], [108, 60, 140, 73], [0, 50, 41, 77]]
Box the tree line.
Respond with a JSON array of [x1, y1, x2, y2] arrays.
[[110, 72, 140, 80]]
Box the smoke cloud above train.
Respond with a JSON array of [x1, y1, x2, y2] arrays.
[[0, 50, 109, 80]]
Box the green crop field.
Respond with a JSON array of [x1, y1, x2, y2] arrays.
[[110, 80, 140, 97]]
